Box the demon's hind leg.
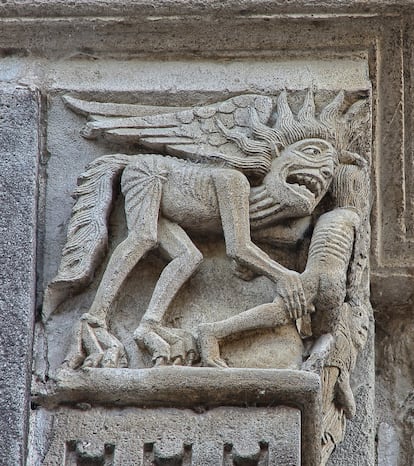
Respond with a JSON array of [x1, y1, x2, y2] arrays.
[[134, 217, 203, 366], [64, 166, 163, 369], [63, 230, 159, 369]]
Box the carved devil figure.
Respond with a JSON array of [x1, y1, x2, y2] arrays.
[[45, 89, 371, 463]]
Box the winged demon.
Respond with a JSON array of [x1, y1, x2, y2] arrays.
[[44, 90, 370, 391]]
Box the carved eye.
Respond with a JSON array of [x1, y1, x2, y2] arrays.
[[302, 146, 321, 156]]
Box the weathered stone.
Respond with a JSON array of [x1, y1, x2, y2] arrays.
[[1, 2, 414, 465], [377, 423, 400, 466], [0, 84, 39, 466], [31, 79, 372, 464], [30, 406, 301, 466]]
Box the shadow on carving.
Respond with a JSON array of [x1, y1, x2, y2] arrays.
[[223, 441, 269, 466], [65, 441, 114, 466], [143, 442, 192, 466]]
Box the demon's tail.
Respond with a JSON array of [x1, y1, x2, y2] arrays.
[[43, 154, 131, 319]]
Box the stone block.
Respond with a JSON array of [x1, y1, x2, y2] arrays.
[[0, 84, 39, 465], [31, 406, 301, 466]]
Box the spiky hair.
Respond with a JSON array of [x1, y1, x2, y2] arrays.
[[222, 89, 369, 166]]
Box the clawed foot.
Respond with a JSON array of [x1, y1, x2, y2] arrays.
[[301, 334, 355, 419], [62, 313, 128, 370], [134, 321, 198, 367], [197, 323, 228, 368]]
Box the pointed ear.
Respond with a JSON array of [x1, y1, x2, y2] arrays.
[[339, 150, 367, 167]]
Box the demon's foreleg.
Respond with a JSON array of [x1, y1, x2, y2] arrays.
[[198, 207, 360, 368]]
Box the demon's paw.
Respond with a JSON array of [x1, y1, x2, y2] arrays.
[[134, 321, 198, 367], [62, 313, 128, 370]]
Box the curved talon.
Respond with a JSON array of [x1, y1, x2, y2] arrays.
[[172, 356, 184, 366], [185, 350, 197, 366], [153, 356, 168, 367], [134, 323, 171, 363], [83, 352, 104, 368], [61, 314, 128, 370], [134, 321, 198, 367], [62, 353, 85, 371], [101, 347, 126, 368]]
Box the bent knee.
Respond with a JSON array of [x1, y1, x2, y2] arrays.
[[124, 232, 158, 251], [182, 247, 203, 269], [226, 242, 255, 264]]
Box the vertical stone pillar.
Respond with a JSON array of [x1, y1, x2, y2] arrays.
[[0, 85, 39, 465]]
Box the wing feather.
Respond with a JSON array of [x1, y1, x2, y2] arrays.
[[63, 95, 188, 117], [64, 94, 275, 169]]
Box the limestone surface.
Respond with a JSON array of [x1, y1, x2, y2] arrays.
[[1, 3, 412, 465], [0, 85, 39, 466]]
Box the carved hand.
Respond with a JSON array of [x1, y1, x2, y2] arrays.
[[274, 270, 307, 320]]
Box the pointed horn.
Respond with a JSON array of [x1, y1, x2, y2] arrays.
[[297, 88, 330, 139], [319, 90, 344, 129], [338, 150, 367, 167], [344, 99, 367, 120], [297, 88, 316, 123], [340, 98, 369, 151], [275, 90, 295, 125], [274, 90, 306, 143], [249, 107, 284, 155]]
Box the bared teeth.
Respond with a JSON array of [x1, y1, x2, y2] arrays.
[[286, 172, 323, 197]]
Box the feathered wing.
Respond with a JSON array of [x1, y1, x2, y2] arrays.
[[64, 94, 275, 177], [43, 154, 131, 319]]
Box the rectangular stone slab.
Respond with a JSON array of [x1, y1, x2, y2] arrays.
[[30, 405, 302, 466], [32, 367, 321, 465], [0, 84, 39, 466]]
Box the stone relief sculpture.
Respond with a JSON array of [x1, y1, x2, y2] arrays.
[[43, 89, 371, 464]]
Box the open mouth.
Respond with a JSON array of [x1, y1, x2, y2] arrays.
[[286, 172, 324, 199]]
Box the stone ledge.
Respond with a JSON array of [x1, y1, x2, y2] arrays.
[[33, 367, 320, 408], [0, 5, 407, 62], [0, 0, 411, 20]]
